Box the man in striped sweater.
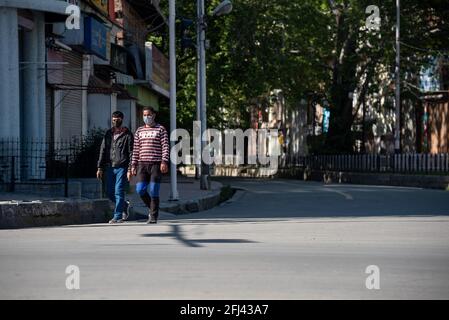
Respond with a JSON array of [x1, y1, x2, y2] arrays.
[[128, 106, 169, 224]]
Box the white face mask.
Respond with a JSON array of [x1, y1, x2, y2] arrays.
[[143, 115, 154, 125]]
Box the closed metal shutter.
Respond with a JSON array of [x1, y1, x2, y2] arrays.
[[45, 86, 53, 142], [60, 50, 82, 140]]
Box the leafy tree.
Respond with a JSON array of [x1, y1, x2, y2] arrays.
[[152, 0, 449, 153]]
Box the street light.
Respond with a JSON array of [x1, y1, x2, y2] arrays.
[[211, 0, 233, 17], [197, 0, 233, 190]]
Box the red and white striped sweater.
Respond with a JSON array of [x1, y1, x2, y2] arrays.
[[131, 124, 169, 166]]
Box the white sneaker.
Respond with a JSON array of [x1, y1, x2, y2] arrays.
[[109, 219, 123, 224]]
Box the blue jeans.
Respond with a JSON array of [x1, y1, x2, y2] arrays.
[[106, 167, 128, 220]]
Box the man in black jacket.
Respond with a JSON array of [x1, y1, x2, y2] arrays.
[[96, 111, 134, 224]]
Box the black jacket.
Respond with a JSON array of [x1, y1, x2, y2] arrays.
[[97, 127, 134, 169]]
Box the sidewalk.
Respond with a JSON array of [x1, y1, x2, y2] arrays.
[[0, 176, 226, 228]]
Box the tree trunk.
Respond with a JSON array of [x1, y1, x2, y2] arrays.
[[325, 12, 359, 154]]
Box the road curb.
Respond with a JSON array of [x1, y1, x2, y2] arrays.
[[0, 198, 114, 229], [131, 182, 236, 218]]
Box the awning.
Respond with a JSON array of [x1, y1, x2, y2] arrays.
[[115, 72, 134, 86], [127, 0, 166, 28], [134, 79, 169, 99], [88, 75, 113, 94], [114, 84, 137, 100], [87, 75, 135, 100]]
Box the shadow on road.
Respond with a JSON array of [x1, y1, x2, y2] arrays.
[[141, 224, 258, 248]]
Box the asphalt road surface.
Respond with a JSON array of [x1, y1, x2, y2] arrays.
[[1, 178, 448, 299]]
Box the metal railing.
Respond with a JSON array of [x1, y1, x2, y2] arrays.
[[282, 153, 449, 175], [0, 138, 98, 196]]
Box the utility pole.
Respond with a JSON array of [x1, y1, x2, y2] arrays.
[[195, 0, 232, 189], [362, 97, 366, 154], [195, 0, 201, 180], [169, 0, 179, 200], [199, 0, 210, 190], [395, 0, 401, 154]]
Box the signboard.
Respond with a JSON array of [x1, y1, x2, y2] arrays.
[[84, 16, 110, 60], [65, 0, 80, 5], [111, 43, 127, 74], [145, 42, 169, 92]]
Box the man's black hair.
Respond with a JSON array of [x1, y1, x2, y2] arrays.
[[112, 111, 124, 119], [143, 106, 156, 114]]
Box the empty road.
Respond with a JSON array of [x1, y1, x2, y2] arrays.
[[1, 178, 448, 299]]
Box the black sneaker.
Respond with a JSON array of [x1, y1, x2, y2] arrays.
[[146, 212, 158, 224], [122, 200, 130, 221]]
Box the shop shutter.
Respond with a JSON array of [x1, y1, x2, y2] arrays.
[[60, 51, 83, 141], [45, 86, 53, 142]]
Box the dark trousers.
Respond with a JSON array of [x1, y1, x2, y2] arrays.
[[135, 163, 161, 217]]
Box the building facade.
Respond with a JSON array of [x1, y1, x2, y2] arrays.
[[0, 0, 169, 181]]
